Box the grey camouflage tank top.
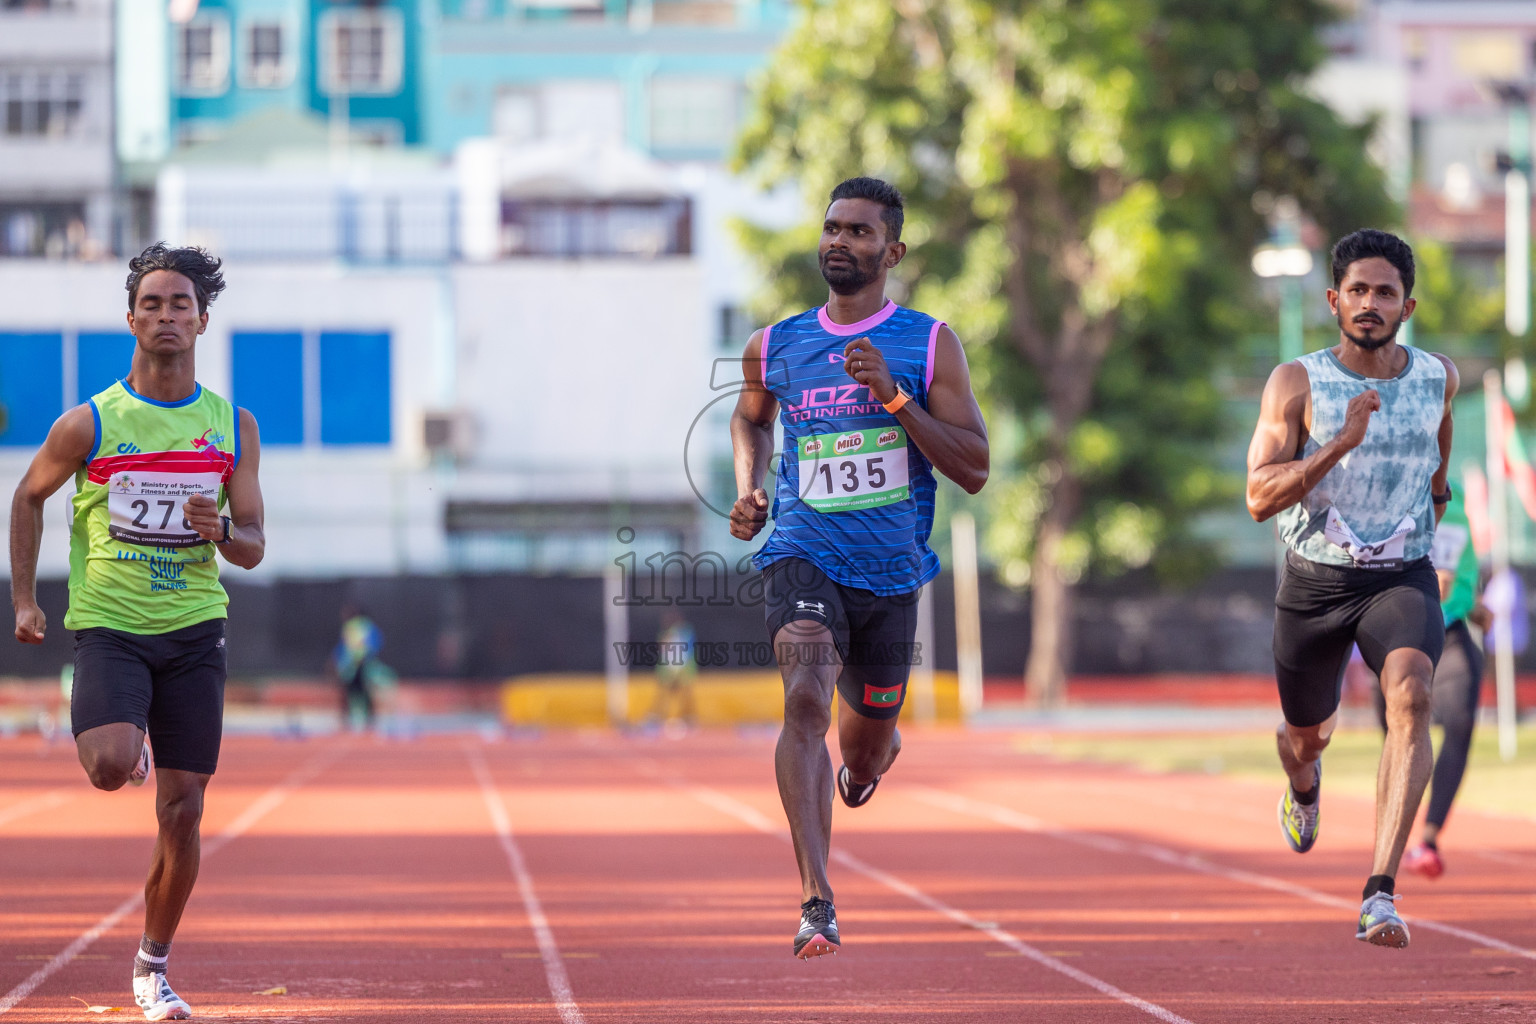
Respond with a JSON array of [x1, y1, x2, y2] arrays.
[[1277, 346, 1446, 567]]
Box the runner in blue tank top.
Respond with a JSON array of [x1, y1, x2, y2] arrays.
[[728, 177, 989, 959], [1246, 229, 1458, 949]]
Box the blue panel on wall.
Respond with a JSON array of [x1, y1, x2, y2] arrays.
[[319, 331, 391, 445], [232, 331, 304, 446], [77, 332, 136, 403], [0, 333, 63, 446]]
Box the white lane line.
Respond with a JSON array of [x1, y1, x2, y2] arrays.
[[466, 746, 584, 1024], [0, 742, 346, 1015], [683, 782, 1198, 1024], [912, 788, 1536, 961], [0, 789, 71, 829], [1472, 848, 1536, 869]]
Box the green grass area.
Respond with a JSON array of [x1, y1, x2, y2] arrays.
[[1016, 724, 1536, 820]]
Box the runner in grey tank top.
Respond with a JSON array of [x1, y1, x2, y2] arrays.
[[1244, 229, 1458, 950]]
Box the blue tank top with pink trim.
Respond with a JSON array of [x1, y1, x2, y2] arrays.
[[751, 300, 942, 596]]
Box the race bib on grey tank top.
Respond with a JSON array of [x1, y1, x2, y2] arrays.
[[1277, 346, 1445, 569]]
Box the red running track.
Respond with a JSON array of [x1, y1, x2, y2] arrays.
[[1, 729, 1533, 1022]]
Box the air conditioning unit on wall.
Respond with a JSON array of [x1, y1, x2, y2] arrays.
[[420, 409, 475, 462]]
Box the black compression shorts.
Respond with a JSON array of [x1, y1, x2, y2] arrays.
[[762, 556, 920, 721], [1272, 551, 1443, 728], [71, 618, 228, 775]]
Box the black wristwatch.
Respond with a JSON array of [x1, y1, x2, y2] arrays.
[[218, 515, 232, 544], [1431, 484, 1453, 505]]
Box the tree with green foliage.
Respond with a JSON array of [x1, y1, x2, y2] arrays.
[[735, 0, 1395, 704]]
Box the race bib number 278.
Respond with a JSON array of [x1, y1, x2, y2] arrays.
[[106, 471, 221, 547], [797, 426, 910, 513]]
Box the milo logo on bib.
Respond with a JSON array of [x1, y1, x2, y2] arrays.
[[798, 426, 911, 513]]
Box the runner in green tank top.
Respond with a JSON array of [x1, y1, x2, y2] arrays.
[[9, 244, 266, 1021]]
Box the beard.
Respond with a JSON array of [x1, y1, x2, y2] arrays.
[[819, 249, 881, 295], [1338, 311, 1402, 351]]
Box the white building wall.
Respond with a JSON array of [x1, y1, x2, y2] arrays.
[[0, 258, 715, 579]]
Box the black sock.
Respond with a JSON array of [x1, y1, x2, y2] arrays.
[[132, 935, 171, 979], [1362, 875, 1394, 900], [1422, 836, 1438, 850], [1291, 783, 1318, 806]]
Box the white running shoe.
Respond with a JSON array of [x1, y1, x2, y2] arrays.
[[133, 971, 191, 1020], [1355, 891, 1410, 948], [128, 739, 152, 787]]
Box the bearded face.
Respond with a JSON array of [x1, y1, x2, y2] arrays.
[[819, 246, 883, 295], [1336, 306, 1402, 351]]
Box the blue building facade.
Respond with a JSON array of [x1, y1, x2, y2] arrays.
[[172, 0, 426, 145], [427, 0, 791, 159], [167, 0, 790, 158]]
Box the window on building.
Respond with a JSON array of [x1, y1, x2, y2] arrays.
[[1, 72, 85, 138], [76, 332, 135, 403], [650, 77, 739, 153], [500, 199, 692, 258], [319, 332, 392, 444], [717, 305, 751, 350], [492, 88, 540, 143], [0, 201, 87, 257], [232, 332, 305, 445], [0, 333, 62, 447], [651, 0, 737, 26], [321, 10, 404, 95], [231, 330, 392, 446], [243, 22, 290, 89], [178, 16, 231, 95], [541, 80, 624, 144]]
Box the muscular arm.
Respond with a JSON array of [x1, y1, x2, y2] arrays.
[[846, 326, 989, 494], [11, 405, 96, 642], [1431, 353, 1460, 526], [221, 408, 266, 568], [895, 327, 988, 494], [1245, 362, 1376, 522], [183, 408, 265, 569], [728, 330, 778, 540]]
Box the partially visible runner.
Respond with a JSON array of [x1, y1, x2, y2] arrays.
[[729, 177, 989, 959], [10, 244, 266, 1020], [1369, 481, 1489, 879], [334, 605, 382, 730], [1246, 228, 1457, 949]]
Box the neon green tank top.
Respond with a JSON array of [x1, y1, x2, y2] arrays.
[[65, 381, 238, 635], [1429, 496, 1478, 626]]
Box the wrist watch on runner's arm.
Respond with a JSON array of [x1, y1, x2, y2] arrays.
[[218, 515, 232, 544], [1432, 484, 1453, 505], [882, 387, 910, 415]]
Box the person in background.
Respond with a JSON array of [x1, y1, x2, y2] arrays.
[[334, 606, 382, 730], [649, 611, 698, 734]]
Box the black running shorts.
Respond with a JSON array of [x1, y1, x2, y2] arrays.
[[1273, 552, 1443, 729], [71, 618, 228, 775], [761, 556, 920, 721]]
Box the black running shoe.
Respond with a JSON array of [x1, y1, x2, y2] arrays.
[[793, 897, 840, 959], [836, 765, 880, 808]]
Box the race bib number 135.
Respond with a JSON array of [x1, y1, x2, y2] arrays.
[[797, 426, 910, 513]]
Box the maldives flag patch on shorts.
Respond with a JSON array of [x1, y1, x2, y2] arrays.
[[863, 683, 903, 708]]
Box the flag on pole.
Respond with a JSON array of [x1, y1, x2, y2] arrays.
[[1463, 462, 1491, 557], [1491, 392, 1536, 522]]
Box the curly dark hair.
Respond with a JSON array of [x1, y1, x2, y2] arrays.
[[1330, 229, 1414, 297], [126, 242, 226, 314], [828, 176, 904, 242]]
